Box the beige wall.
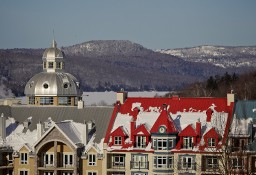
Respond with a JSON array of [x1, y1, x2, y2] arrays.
[[82, 147, 103, 175], [14, 146, 34, 175]]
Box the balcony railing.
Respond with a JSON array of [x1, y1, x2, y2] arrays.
[[107, 162, 125, 169], [130, 161, 149, 170], [178, 162, 196, 171], [39, 161, 54, 167], [202, 164, 219, 171]]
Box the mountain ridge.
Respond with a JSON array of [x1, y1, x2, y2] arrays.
[[0, 40, 255, 96]]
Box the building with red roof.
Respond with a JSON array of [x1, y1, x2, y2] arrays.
[[103, 91, 235, 175]]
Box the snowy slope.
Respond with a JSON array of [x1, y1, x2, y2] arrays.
[[157, 45, 256, 68]]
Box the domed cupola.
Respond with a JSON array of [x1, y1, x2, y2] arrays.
[[42, 40, 64, 72], [24, 40, 82, 106]]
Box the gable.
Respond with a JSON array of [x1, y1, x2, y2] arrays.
[[110, 126, 127, 137], [204, 128, 219, 138], [150, 109, 178, 133], [35, 126, 76, 152], [134, 124, 150, 136], [179, 125, 197, 137]]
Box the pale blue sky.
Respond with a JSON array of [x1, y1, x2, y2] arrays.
[[0, 0, 256, 50]]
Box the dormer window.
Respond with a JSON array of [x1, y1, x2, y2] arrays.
[[114, 136, 122, 145], [135, 136, 146, 148], [56, 62, 61, 69], [48, 62, 54, 68], [183, 137, 193, 149], [208, 138, 216, 147]]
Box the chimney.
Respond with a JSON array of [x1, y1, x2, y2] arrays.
[[82, 121, 88, 144], [116, 89, 128, 104], [130, 107, 140, 142], [0, 113, 6, 140], [78, 99, 84, 109], [196, 119, 201, 137], [227, 92, 235, 106], [37, 121, 43, 140]]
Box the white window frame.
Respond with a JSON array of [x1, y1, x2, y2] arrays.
[[183, 137, 193, 149], [207, 156, 218, 168], [43, 152, 54, 166], [20, 152, 28, 164], [182, 157, 193, 169], [43, 172, 54, 175], [232, 158, 243, 169], [87, 172, 97, 175], [157, 139, 168, 150], [208, 138, 216, 147], [62, 172, 73, 175], [88, 154, 96, 166], [131, 154, 148, 169], [114, 136, 122, 145], [19, 170, 29, 175], [136, 136, 146, 148], [63, 153, 73, 166], [154, 156, 173, 168], [113, 154, 125, 166]]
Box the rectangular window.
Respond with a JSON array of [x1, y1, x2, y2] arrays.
[[62, 172, 73, 175], [208, 138, 216, 147], [29, 97, 35, 105], [48, 62, 54, 68], [131, 154, 148, 169], [113, 154, 125, 167], [56, 62, 61, 69], [183, 137, 193, 149], [7, 152, 13, 164], [88, 154, 96, 166], [40, 97, 54, 105], [182, 157, 192, 169], [114, 136, 122, 145], [20, 170, 28, 175], [20, 153, 28, 164], [63, 153, 73, 166], [207, 156, 218, 169], [43, 153, 54, 166], [58, 97, 72, 105], [154, 156, 173, 168], [43, 172, 54, 175], [136, 136, 146, 148], [157, 139, 168, 150], [88, 172, 97, 175], [43, 62, 47, 69], [232, 158, 243, 169], [169, 139, 174, 149]]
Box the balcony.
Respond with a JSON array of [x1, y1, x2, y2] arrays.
[[202, 164, 219, 172], [178, 162, 196, 171], [130, 161, 149, 170], [107, 162, 125, 169]]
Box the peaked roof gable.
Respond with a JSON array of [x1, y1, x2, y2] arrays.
[[34, 122, 80, 149], [134, 124, 150, 136], [110, 126, 127, 137], [204, 127, 219, 138], [150, 109, 178, 133], [179, 124, 197, 137]]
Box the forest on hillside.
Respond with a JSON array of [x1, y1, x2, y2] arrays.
[[169, 71, 256, 100]]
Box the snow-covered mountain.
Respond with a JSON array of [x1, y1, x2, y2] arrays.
[[156, 45, 256, 68]]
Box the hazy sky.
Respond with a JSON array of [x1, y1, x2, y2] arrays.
[[1, 0, 256, 50]]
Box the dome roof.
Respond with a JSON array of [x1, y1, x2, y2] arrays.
[[24, 72, 82, 96], [42, 40, 64, 59]]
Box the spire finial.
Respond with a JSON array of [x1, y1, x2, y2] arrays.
[[51, 29, 57, 48]]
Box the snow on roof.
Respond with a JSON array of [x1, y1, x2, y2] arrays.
[[110, 99, 229, 140], [0, 117, 37, 151], [56, 121, 83, 145]]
